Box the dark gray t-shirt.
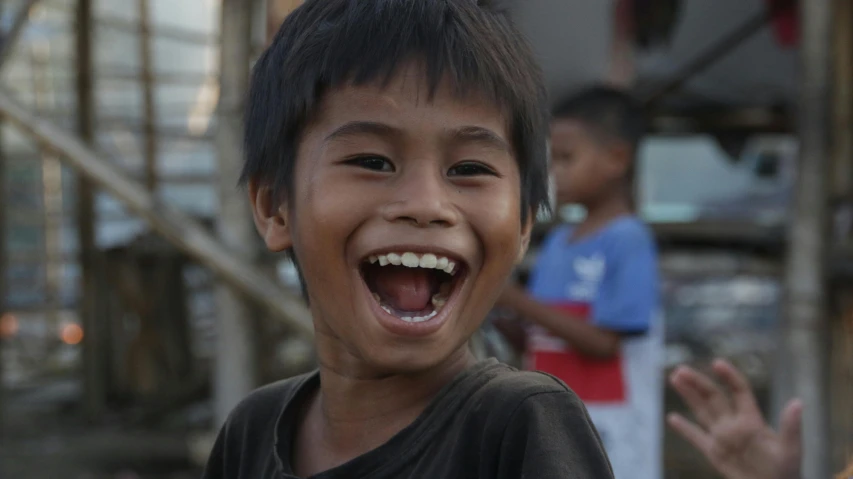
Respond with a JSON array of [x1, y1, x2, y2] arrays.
[[202, 358, 614, 479]]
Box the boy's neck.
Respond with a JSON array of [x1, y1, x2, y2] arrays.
[[296, 347, 476, 473], [576, 192, 633, 237]]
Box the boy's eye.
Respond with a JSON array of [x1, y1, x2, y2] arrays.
[[448, 161, 498, 177], [553, 152, 573, 162], [345, 156, 395, 172]]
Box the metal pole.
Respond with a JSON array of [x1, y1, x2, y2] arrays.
[[780, 0, 832, 477], [215, 0, 258, 426]]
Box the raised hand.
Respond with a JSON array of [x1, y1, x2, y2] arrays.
[[667, 359, 802, 479]]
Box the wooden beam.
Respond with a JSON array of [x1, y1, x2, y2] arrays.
[[778, 0, 833, 477], [214, 0, 260, 425], [0, 0, 40, 70], [0, 92, 313, 337], [138, 0, 157, 192]]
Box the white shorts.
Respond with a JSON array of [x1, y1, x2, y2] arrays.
[[588, 408, 662, 479]]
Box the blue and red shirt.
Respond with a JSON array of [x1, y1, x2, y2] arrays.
[[525, 216, 663, 479]]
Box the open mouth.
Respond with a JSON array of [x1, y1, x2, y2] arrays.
[[360, 251, 466, 324]]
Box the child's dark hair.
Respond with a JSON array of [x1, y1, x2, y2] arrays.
[[241, 0, 551, 224], [552, 85, 646, 154]]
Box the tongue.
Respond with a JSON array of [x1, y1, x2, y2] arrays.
[[373, 266, 433, 312]]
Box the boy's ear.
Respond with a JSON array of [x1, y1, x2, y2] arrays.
[[607, 142, 632, 176], [518, 214, 534, 264], [248, 179, 292, 252]]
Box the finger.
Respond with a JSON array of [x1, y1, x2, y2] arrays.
[[778, 399, 803, 479], [667, 412, 712, 455], [670, 366, 731, 427], [712, 358, 761, 415]]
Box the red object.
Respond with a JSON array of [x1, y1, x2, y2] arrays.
[[529, 303, 628, 404], [765, 0, 799, 47]]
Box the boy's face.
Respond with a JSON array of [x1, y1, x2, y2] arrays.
[[550, 119, 626, 206], [252, 63, 530, 375]]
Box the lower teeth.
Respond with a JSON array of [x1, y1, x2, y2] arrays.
[[400, 310, 438, 323], [373, 293, 449, 323], [431, 294, 446, 309]]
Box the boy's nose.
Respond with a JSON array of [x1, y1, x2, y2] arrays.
[[380, 171, 460, 228]]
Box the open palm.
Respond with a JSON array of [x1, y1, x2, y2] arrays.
[[667, 359, 802, 479]]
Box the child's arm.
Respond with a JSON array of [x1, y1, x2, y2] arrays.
[[498, 226, 657, 358], [497, 285, 620, 358], [668, 359, 802, 479], [490, 312, 527, 354]]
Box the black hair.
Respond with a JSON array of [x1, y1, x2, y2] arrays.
[[241, 0, 550, 224], [552, 85, 646, 153]]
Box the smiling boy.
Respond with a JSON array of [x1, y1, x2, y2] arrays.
[[201, 1, 613, 478]]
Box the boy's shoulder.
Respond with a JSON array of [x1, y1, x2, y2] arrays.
[[603, 215, 653, 240], [223, 370, 316, 431], [468, 361, 584, 416], [585, 215, 655, 253], [542, 215, 653, 252], [477, 361, 571, 394]]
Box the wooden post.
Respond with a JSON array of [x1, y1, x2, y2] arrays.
[[0, 0, 6, 436], [0, 139, 4, 441], [831, 0, 853, 469], [214, 0, 259, 426], [30, 35, 63, 334], [139, 0, 157, 192], [779, 0, 832, 477], [75, 0, 104, 421], [831, 0, 853, 199], [831, 291, 853, 471]]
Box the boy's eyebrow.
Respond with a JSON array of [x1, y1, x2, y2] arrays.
[[449, 126, 510, 153], [324, 121, 510, 152], [324, 121, 399, 143]]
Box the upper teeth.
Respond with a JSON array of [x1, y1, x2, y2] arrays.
[[368, 252, 457, 274]]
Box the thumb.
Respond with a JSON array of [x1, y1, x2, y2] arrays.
[[778, 399, 803, 479]]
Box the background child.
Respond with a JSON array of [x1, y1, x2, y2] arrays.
[[497, 85, 663, 479], [202, 2, 614, 478]]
